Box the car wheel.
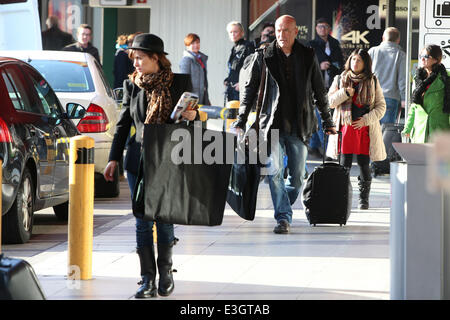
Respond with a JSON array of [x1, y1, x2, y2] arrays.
[[53, 201, 69, 221], [1, 167, 34, 244], [94, 170, 120, 198]]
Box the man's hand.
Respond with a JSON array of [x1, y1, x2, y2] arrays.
[[401, 101, 405, 109], [324, 127, 337, 135], [320, 61, 330, 71], [233, 83, 240, 92], [104, 160, 118, 182]]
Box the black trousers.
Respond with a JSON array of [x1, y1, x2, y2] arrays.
[[340, 154, 371, 181]]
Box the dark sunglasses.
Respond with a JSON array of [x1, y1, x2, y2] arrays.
[[419, 54, 432, 60]]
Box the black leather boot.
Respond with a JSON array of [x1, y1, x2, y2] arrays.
[[135, 245, 157, 298], [157, 239, 177, 297], [358, 176, 371, 210]]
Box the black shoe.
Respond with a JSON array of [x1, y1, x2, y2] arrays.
[[273, 220, 290, 234], [135, 246, 157, 298], [358, 176, 371, 210], [157, 240, 177, 297], [135, 274, 157, 298]]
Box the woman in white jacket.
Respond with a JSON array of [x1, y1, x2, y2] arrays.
[[326, 49, 386, 209]]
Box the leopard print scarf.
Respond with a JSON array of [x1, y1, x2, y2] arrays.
[[129, 68, 174, 124]]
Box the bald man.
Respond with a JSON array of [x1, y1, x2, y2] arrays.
[[233, 15, 336, 234]]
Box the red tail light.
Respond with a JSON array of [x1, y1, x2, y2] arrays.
[[77, 104, 109, 133], [0, 117, 12, 143]]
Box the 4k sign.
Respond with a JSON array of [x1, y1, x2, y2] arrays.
[[341, 30, 370, 44]]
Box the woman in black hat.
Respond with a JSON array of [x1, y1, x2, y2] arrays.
[[104, 33, 195, 298]]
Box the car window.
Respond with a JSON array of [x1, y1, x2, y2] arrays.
[[29, 59, 95, 93], [2, 71, 24, 110], [94, 59, 114, 98], [27, 69, 62, 117], [1, 67, 35, 113]]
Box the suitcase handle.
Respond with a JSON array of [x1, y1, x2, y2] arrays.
[[322, 130, 343, 165]]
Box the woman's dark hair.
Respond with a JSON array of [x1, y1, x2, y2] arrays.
[[128, 49, 171, 70], [344, 49, 373, 77], [423, 44, 442, 63]]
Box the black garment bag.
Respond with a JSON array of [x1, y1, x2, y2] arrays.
[[226, 52, 267, 221], [135, 122, 233, 226]]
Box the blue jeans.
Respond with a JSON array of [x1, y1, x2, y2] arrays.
[[127, 171, 175, 248], [380, 98, 400, 124], [267, 132, 308, 224], [309, 108, 324, 149]]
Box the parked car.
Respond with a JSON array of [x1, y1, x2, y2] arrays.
[[0, 56, 85, 244], [0, 50, 121, 197]]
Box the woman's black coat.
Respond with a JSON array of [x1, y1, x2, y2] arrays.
[[108, 73, 192, 173]]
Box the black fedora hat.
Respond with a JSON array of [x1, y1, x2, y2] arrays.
[[128, 33, 168, 55]]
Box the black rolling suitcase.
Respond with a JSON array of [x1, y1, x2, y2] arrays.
[[302, 132, 352, 226], [371, 122, 404, 177], [0, 254, 46, 300]]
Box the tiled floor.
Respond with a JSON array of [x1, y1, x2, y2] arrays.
[[3, 159, 391, 300]]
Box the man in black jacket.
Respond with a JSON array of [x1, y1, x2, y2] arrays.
[[308, 17, 344, 158], [233, 15, 336, 234], [41, 16, 74, 51], [224, 21, 255, 102], [63, 24, 101, 64]]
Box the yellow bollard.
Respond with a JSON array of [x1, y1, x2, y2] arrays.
[[0, 158, 2, 253], [68, 136, 95, 280], [198, 110, 208, 122], [225, 100, 240, 132]]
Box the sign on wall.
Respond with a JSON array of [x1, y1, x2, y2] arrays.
[[316, 0, 384, 61], [420, 0, 450, 69]]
